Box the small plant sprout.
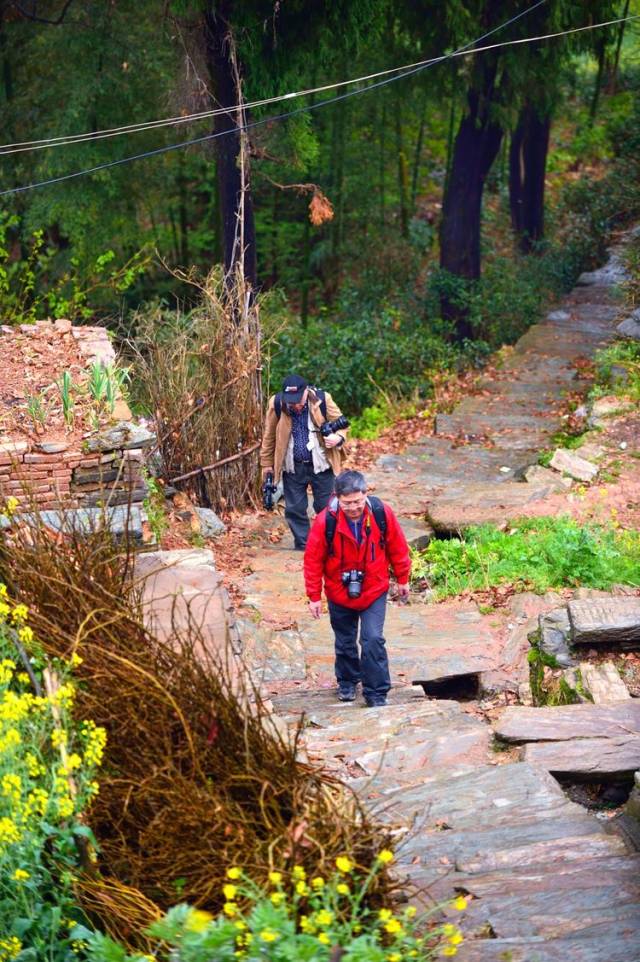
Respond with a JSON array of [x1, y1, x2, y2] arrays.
[[57, 370, 75, 430], [87, 361, 131, 418], [87, 361, 108, 406], [25, 392, 47, 433], [103, 363, 130, 416]]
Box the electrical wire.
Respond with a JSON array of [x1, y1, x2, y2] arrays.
[[0, 0, 549, 157], [1, 8, 636, 198]]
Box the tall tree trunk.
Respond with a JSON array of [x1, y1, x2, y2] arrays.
[[394, 96, 409, 238], [330, 92, 345, 260], [379, 98, 386, 228], [203, 0, 256, 289], [411, 86, 428, 208], [509, 102, 551, 253], [589, 35, 607, 123], [440, 67, 504, 341], [609, 0, 630, 93]]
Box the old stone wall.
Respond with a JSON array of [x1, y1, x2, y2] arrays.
[[0, 321, 154, 511]]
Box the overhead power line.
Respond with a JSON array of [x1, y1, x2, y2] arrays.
[[1, 0, 549, 156], [2, 8, 636, 198]]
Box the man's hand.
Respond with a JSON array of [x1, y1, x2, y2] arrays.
[[308, 600, 323, 619], [323, 432, 343, 449], [396, 583, 410, 602]]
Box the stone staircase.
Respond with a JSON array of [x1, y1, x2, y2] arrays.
[[228, 241, 640, 960]]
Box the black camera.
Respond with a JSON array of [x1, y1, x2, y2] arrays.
[[341, 569, 364, 599], [320, 414, 349, 438], [262, 472, 278, 511]]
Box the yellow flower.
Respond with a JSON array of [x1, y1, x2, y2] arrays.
[[185, 909, 213, 933], [384, 919, 403, 936], [311, 876, 325, 889], [377, 849, 394, 864], [449, 933, 463, 946], [442, 924, 457, 937], [299, 916, 313, 932], [335, 855, 353, 874], [268, 870, 282, 885], [51, 729, 67, 749], [270, 892, 285, 906], [13, 868, 30, 882], [0, 936, 22, 960], [2, 773, 22, 801], [259, 929, 279, 943], [378, 908, 392, 922], [17, 626, 33, 645], [292, 865, 306, 881], [223, 883, 237, 900], [295, 880, 309, 896], [336, 883, 350, 895], [0, 728, 21, 753], [453, 895, 468, 911], [0, 816, 21, 847], [11, 604, 28, 623], [69, 652, 83, 667], [234, 921, 247, 931], [387, 955, 401, 962], [441, 948, 458, 958], [4, 496, 19, 516], [227, 866, 242, 879], [223, 902, 237, 917], [317, 933, 330, 946], [405, 906, 417, 919], [315, 910, 333, 927], [57, 796, 74, 819]]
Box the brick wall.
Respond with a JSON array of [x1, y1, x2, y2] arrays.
[[0, 322, 154, 511]]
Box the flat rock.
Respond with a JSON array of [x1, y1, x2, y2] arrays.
[[578, 660, 630, 703], [35, 441, 69, 454], [588, 394, 636, 426], [398, 517, 433, 549], [494, 701, 640, 743], [85, 420, 156, 452], [549, 448, 598, 482], [523, 735, 640, 780], [524, 464, 572, 490], [1, 505, 145, 542], [456, 921, 640, 962], [425, 482, 556, 534], [568, 596, 640, 647], [236, 618, 306, 682]]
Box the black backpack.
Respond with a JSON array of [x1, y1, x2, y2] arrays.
[[274, 388, 327, 420], [325, 496, 387, 557]]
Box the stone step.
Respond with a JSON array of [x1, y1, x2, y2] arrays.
[[456, 919, 640, 962], [425, 481, 557, 534], [522, 735, 640, 780], [494, 701, 640, 743], [568, 596, 640, 647], [435, 412, 559, 438]]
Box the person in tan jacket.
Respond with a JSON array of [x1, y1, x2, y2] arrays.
[[260, 374, 348, 550]]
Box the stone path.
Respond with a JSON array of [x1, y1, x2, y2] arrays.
[[222, 243, 640, 960]]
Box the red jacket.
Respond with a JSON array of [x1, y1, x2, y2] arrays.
[[304, 500, 411, 611]]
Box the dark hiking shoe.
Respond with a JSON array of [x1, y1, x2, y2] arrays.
[[365, 697, 387, 707], [338, 685, 357, 702]]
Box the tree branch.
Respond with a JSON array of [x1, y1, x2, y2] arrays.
[[10, 0, 74, 24]]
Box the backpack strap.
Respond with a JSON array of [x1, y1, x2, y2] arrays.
[[325, 495, 339, 557], [274, 393, 282, 419], [366, 495, 387, 547]]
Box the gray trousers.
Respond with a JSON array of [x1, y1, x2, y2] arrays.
[[282, 462, 334, 549], [328, 592, 390, 702]]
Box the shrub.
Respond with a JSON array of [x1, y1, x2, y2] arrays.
[[411, 516, 640, 599], [87, 858, 468, 962], [592, 339, 640, 401]]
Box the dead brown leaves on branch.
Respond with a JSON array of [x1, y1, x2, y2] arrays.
[[0, 512, 393, 948]]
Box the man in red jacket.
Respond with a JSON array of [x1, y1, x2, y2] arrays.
[[304, 470, 411, 707]]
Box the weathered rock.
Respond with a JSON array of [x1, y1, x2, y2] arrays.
[[626, 771, 640, 822], [0, 440, 28, 456], [568, 596, 640, 647], [53, 318, 72, 333], [577, 253, 629, 287], [35, 441, 69, 454], [578, 660, 630, 703], [425, 482, 557, 534], [616, 308, 640, 341], [588, 394, 636, 427], [0, 505, 146, 541], [539, 606, 574, 667], [398, 517, 433, 549], [194, 506, 226, 538], [522, 735, 640, 780], [549, 448, 598, 482], [523, 464, 572, 489], [494, 701, 640, 743], [547, 309, 571, 321], [84, 420, 155, 452]]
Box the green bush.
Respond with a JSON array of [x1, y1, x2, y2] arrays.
[[87, 857, 468, 962], [592, 339, 640, 401], [411, 516, 640, 599]]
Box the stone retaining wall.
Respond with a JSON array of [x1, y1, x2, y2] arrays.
[[0, 322, 154, 511]]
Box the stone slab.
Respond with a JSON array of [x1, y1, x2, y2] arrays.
[[568, 597, 640, 647], [456, 919, 640, 962], [522, 735, 640, 779], [549, 448, 598, 482], [579, 660, 630, 703], [425, 482, 557, 534], [494, 701, 640, 743], [235, 617, 306, 682]]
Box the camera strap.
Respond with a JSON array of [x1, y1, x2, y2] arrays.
[[325, 496, 387, 557]]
